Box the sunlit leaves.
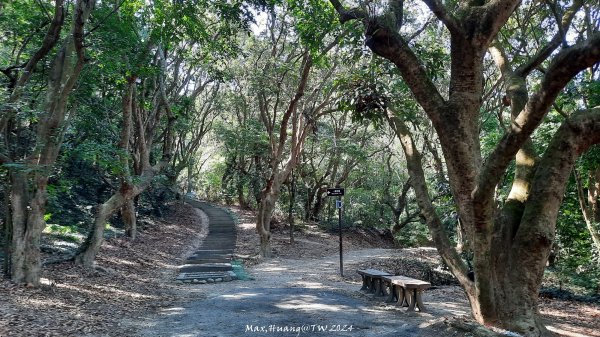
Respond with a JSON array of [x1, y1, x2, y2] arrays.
[[287, 0, 339, 56]]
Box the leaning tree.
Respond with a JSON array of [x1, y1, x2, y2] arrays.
[[329, 0, 600, 334]]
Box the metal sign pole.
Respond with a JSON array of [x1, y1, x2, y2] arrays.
[[338, 195, 343, 277], [327, 187, 345, 277]]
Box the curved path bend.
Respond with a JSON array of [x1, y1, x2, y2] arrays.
[[139, 202, 470, 337]]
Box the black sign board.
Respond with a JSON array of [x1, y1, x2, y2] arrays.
[[327, 188, 345, 196]]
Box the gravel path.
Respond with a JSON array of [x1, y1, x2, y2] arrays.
[[136, 248, 470, 337]]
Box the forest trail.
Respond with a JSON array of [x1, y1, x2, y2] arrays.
[[135, 248, 471, 337], [133, 201, 470, 337], [176, 200, 237, 283], [129, 202, 600, 337]]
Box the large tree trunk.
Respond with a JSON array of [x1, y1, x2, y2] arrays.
[[8, 172, 28, 283], [256, 169, 289, 257], [288, 171, 296, 243], [75, 166, 164, 267], [388, 113, 549, 334]]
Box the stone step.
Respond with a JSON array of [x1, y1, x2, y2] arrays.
[[190, 247, 233, 252], [178, 200, 239, 284], [185, 258, 231, 264], [179, 264, 233, 273], [176, 271, 236, 282]]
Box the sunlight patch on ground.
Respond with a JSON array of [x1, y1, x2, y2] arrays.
[[359, 307, 386, 314], [55, 282, 158, 300], [153, 261, 179, 269], [239, 221, 255, 230], [432, 302, 470, 315], [257, 265, 290, 272], [21, 298, 69, 309], [158, 307, 186, 316], [546, 325, 597, 337], [276, 296, 350, 312], [222, 292, 261, 299], [91, 284, 157, 299], [102, 256, 137, 266]]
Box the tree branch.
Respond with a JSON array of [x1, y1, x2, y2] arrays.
[[475, 33, 600, 205], [515, 107, 600, 269], [328, 0, 368, 24], [515, 0, 582, 77], [419, 0, 461, 36], [329, 0, 446, 124]]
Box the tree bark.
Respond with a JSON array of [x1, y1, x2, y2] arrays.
[[257, 179, 281, 258], [122, 198, 137, 240], [288, 170, 296, 243]]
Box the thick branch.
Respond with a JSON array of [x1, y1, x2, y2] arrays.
[[274, 52, 312, 164], [329, 0, 445, 127], [475, 33, 600, 204], [328, 0, 368, 24], [515, 107, 600, 271], [11, 0, 65, 99]]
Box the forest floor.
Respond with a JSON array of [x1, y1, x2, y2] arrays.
[[1, 202, 599, 336]]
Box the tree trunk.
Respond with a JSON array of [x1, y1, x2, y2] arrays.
[[237, 180, 249, 209], [75, 193, 126, 267], [304, 186, 317, 221], [575, 168, 600, 254], [187, 164, 194, 194], [8, 170, 52, 286], [311, 192, 326, 221], [257, 191, 278, 258], [122, 198, 137, 240], [8, 172, 27, 283], [2, 180, 11, 276], [288, 171, 296, 243]]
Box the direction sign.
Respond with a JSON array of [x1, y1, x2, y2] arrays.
[[327, 188, 345, 196], [335, 200, 343, 209]]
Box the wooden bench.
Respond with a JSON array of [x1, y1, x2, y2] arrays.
[[357, 269, 392, 297], [382, 275, 431, 312]]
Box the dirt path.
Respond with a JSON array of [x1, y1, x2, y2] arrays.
[[135, 248, 470, 337], [132, 203, 600, 337]]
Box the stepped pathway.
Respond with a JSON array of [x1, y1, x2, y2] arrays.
[[176, 199, 237, 283]]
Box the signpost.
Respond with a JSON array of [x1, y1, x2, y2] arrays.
[[327, 188, 344, 276], [327, 188, 344, 197]]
